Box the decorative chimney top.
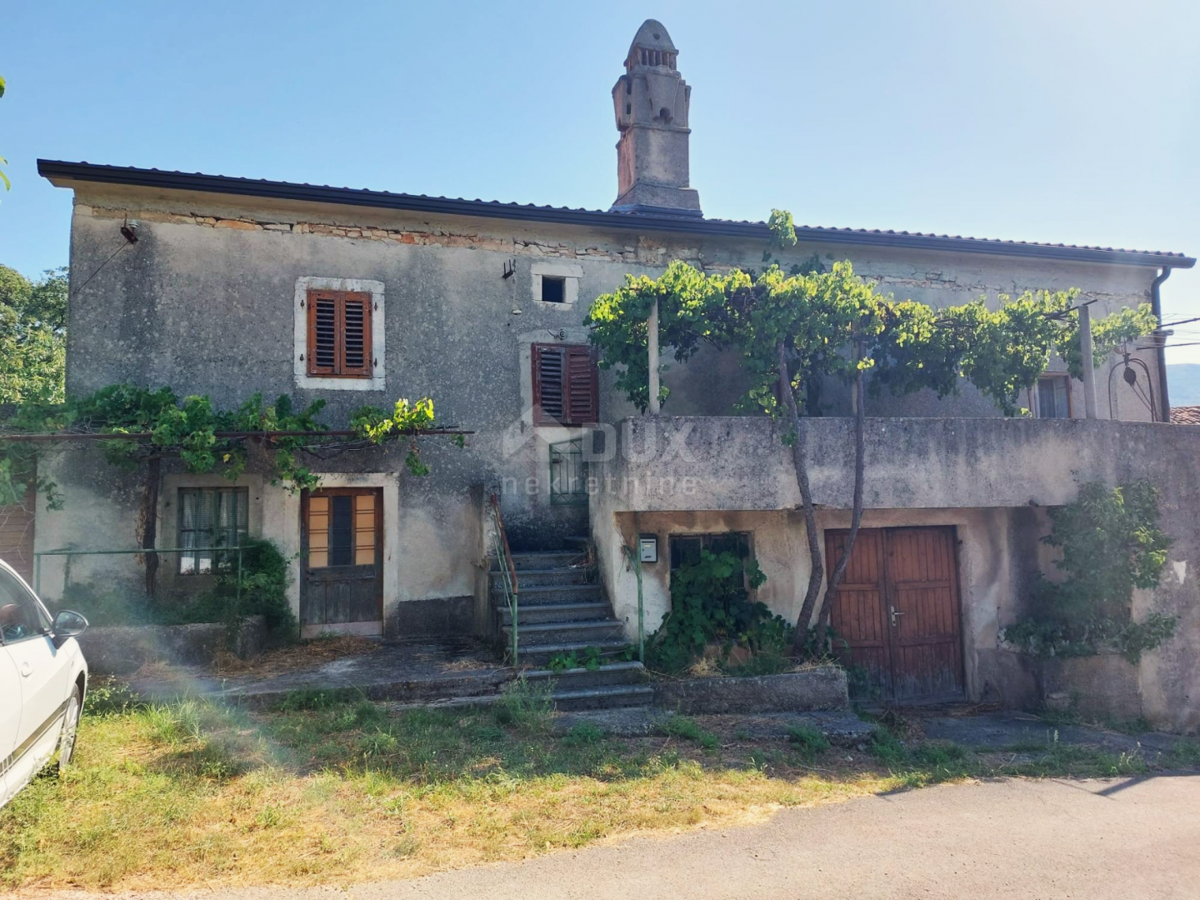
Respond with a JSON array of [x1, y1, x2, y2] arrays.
[[610, 20, 702, 217]]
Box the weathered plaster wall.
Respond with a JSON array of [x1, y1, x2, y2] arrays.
[[598, 416, 1196, 512], [592, 416, 1200, 732], [43, 184, 1171, 648], [593, 502, 1032, 705]]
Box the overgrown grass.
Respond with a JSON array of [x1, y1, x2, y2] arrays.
[[1, 691, 1194, 892]]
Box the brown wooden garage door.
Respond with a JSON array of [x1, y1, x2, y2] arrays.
[[826, 526, 964, 703], [0, 482, 36, 584]]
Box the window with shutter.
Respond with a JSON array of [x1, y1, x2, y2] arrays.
[[533, 343, 598, 426], [307, 290, 373, 378]]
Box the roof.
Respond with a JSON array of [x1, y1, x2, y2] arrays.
[[37, 159, 1196, 270], [629, 20, 677, 55], [1170, 406, 1200, 425]]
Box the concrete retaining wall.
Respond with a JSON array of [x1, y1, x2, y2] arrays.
[[653, 666, 849, 714]]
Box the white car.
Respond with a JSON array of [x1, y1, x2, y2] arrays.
[[0, 558, 89, 809]]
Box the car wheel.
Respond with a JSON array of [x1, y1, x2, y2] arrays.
[[57, 685, 82, 774]]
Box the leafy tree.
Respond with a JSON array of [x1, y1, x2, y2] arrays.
[[587, 211, 1158, 646], [0, 265, 69, 405], [0, 75, 8, 192]]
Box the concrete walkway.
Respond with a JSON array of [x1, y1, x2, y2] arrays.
[[38, 775, 1199, 900], [131, 638, 512, 706]]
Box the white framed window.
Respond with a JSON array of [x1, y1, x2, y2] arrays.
[[293, 277, 386, 391], [1035, 374, 1071, 419], [531, 262, 583, 306]]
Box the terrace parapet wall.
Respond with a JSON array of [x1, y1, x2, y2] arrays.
[[590, 416, 1200, 513]]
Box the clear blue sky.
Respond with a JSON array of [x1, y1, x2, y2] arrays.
[[3, 1, 1198, 360]]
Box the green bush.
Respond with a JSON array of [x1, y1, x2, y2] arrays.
[[1004, 481, 1174, 663], [645, 548, 792, 675]]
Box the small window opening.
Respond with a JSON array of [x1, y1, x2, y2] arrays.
[[659, 107, 672, 122], [1036, 375, 1071, 419], [541, 276, 566, 304], [625, 102, 632, 115], [625, 79, 632, 95]]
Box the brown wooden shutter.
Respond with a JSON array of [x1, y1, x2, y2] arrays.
[[307, 290, 372, 378], [533, 344, 565, 424], [341, 293, 372, 377], [532, 343, 597, 425], [565, 345, 598, 425]]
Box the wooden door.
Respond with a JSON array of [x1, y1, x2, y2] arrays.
[[825, 526, 964, 703], [300, 489, 383, 637], [826, 529, 893, 699]]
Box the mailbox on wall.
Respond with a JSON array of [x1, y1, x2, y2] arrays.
[[638, 534, 658, 564]]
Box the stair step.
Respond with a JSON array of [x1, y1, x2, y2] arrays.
[[524, 660, 646, 689], [496, 602, 609, 627], [502, 619, 624, 646], [493, 583, 604, 606], [489, 568, 593, 588], [498, 551, 586, 571], [513, 639, 632, 667], [551, 684, 654, 712]]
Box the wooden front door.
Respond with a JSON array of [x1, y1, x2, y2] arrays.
[[300, 488, 383, 637], [826, 526, 964, 703]]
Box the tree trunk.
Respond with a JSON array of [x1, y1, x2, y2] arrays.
[[779, 341, 824, 649], [818, 364, 867, 620], [142, 456, 161, 600]]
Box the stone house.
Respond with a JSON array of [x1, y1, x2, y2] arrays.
[[24, 20, 1200, 729]]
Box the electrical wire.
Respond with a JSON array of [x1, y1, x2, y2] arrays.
[[68, 240, 132, 300]]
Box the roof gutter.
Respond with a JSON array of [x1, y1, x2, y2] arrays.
[[1151, 267, 1173, 422], [37, 159, 1198, 270]]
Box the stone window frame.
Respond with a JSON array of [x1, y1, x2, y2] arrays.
[[293, 276, 386, 391], [531, 262, 583, 307]]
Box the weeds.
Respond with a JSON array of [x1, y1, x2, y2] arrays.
[[2, 687, 1196, 894], [663, 715, 719, 750], [82, 677, 142, 717], [561, 722, 607, 747], [785, 724, 830, 757], [493, 678, 554, 733]]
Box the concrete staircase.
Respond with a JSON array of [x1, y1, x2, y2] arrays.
[[490, 547, 652, 711]]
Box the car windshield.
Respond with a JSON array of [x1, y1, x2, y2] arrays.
[[0, 569, 49, 643]]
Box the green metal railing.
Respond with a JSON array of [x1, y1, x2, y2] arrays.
[[548, 437, 587, 506], [621, 543, 646, 663], [488, 495, 519, 666], [33, 545, 245, 605]]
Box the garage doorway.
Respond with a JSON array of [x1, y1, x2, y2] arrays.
[[825, 526, 964, 703], [300, 488, 383, 638]]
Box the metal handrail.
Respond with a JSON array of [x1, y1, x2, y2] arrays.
[[488, 494, 519, 666], [32, 545, 246, 608]]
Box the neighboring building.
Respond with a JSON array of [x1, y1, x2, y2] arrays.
[[1171, 406, 1200, 425], [30, 21, 1200, 728]]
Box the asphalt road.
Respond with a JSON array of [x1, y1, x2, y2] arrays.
[[39, 775, 1200, 900]]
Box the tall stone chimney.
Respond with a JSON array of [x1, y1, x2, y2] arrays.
[[610, 20, 702, 217]]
